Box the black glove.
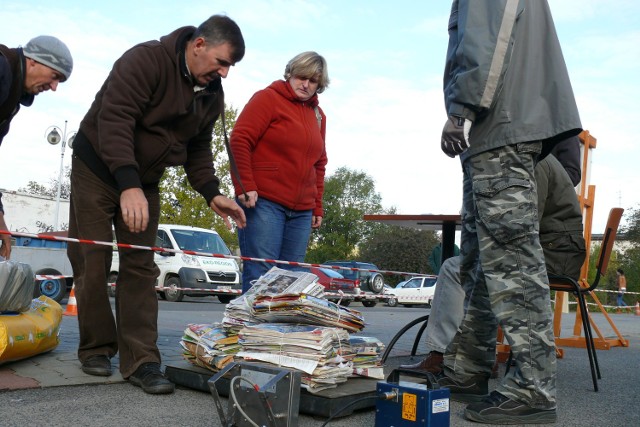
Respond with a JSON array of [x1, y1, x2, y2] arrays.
[[441, 115, 471, 158]]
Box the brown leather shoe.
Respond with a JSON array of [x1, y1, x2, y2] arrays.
[[400, 351, 444, 373]]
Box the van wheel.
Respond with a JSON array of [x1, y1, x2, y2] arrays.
[[387, 297, 398, 307], [33, 268, 66, 303], [34, 277, 66, 303], [107, 273, 117, 298], [164, 277, 184, 302]]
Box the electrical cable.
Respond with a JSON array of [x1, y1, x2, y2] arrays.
[[320, 395, 377, 427], [229, 375, 261, 427]]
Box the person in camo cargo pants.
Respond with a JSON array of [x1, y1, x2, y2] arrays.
[[436, 0, 583, 424]]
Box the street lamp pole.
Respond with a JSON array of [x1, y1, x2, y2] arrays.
[[45, 121, 76, 231]]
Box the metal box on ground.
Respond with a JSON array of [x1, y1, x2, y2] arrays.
[[209, 362, 301, 427], [165, 360, 380, 418]]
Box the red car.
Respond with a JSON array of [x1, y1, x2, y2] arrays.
[[310, 267, 359, 305]]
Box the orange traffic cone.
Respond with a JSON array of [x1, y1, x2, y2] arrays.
[[635, 302, 640, 316], [64, 285, 78, 316]]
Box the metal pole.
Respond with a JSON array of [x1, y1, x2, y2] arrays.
[[54, 120, 67, 231]]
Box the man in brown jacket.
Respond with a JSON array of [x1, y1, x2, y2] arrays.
[[67, 15, 246, 394]]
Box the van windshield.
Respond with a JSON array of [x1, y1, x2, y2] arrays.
[[169, 229, 231, 255]]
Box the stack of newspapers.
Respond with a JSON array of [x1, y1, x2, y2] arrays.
[[183, 267, 384, 385], [349, 335, 386, 379], [222, 267, 364, 333], [236, 323, 354, 393], [180, 322, 240, 372], [252, 293, 365, 332]]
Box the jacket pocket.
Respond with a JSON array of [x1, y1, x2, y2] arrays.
[[253, 162, 279, 171], [541, 232, 586, 278], [473, 176, 537, 244]]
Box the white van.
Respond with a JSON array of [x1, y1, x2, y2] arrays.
[[109, 224, 240, 303]]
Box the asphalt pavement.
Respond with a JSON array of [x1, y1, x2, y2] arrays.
[[1, 297, 639, 426]]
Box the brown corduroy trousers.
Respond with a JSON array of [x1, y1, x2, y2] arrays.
[[67, 155, 161, 378]]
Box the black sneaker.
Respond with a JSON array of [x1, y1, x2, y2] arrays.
[[128, 362, 175, 395], [81, 355, 112, 377], [436, 372, 489, 403], [465, 391, 557, 424]]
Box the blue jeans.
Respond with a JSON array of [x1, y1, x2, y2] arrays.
[[237, 198, 312, 293], [617, 292, 628, 307]]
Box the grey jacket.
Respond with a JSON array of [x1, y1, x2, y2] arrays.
[[444, 0, 582, 160]]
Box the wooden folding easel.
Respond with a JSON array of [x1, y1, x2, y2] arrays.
[[552, 130, 629, 355]]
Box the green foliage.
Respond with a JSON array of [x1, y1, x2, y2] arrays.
[[305, 167, 385, 263], [622, 206, 640, 245], [19, 166, 71, 199], [158, 106, 239, 250], [359, 226, 441, 285]]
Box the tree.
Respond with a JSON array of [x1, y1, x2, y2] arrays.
[[19, 166, 71, 200], [359, 226, 441, 285], [159, 106, 239, 249], [622, 206, 640, 245], [582, 205, 640, 308], [615, 206, 640, 306], [305, 167, 386, 263]]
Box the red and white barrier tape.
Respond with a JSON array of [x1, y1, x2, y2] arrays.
[[2, 229, 423, 278], [385, 295, 434, 302], [35, 274, 72, 281]]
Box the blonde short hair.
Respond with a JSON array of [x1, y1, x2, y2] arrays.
[[283, 51, 330, 93]]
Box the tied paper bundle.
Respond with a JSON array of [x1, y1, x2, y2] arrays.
[[180, 323, 240, 372], [252, 294, 365, 333], [222, 267, 326, 332], [349, 335, 386, 379], [236, 323, 354, 393]]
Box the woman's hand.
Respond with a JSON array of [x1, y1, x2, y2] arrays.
[[210, 195, 247, 229], [239, 191, 259, 209]]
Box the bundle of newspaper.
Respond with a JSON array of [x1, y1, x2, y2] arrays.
[[180, 323, 240, 372], [252, 293, 365, 332], [222, 267, 327, 332], [236, 323, 354, 393], [349, 335, 386, 379]]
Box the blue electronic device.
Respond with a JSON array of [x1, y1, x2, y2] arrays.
[[374, 369, 450, 427]]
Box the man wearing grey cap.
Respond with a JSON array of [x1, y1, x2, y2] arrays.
[[1, 35, 73, 146], [0, 35, 73, 259]]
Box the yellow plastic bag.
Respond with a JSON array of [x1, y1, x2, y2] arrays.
[[0, 296, 62, 364]]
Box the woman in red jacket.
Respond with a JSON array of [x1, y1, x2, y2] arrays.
[[230, 51, 329, 292]]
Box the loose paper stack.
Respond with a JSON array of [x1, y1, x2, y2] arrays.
[[349, 335, 386, 379], [236, 323, 354, 393], [222, 267, 326, 332], [252, 293, 365, 332], [180, 323, 240, 372]]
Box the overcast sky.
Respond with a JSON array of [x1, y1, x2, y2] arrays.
[[2, 0, 638, 234]]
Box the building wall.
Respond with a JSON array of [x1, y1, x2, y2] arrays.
[[1, 189, 70, 233]]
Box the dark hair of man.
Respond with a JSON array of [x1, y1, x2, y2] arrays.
[[193, 15, 245, 63]]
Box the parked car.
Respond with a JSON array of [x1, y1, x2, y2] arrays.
[[322, 261, 385, 293], [110, 224, 241, 303], [310, 267, 359, 306], [322, 261, 385, 307], [395, 280, 409, 289], [386, 275, 438, 307]]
